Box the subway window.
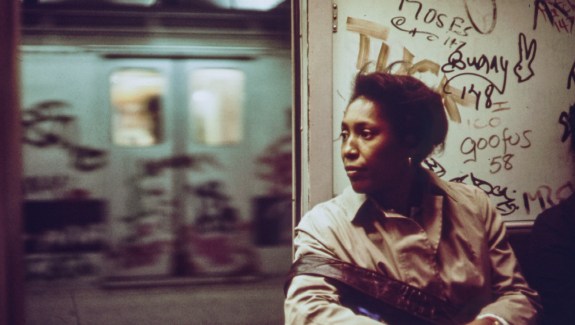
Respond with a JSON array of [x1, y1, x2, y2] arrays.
[[110, 68, 165, 147], [188, 68, 245, 146]]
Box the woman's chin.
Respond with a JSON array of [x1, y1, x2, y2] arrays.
[[350, 181, 371, 194]]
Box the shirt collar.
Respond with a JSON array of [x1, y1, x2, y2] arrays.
[[346, 168, 457, 223], [423, 168, 459, 203]]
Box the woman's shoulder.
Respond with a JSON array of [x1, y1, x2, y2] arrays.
[[428, 173, 494, 225], [445, 180, 487, 201], [426, 171, 489, 206], [299, 187, 367, 229]]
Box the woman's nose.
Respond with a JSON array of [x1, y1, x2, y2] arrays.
[[342, 138, 359, 159]]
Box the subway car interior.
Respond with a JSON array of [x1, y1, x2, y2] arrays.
[[17, 0, 292, 324], [7, 1, 573, 324]]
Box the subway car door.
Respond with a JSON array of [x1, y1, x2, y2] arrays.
[[103, 57, 259, 281], [104, 59, 178, 278]]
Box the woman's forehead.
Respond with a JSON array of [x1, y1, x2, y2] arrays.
[[343, 97, 387, 122]]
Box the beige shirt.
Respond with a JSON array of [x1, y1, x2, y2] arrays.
[[284, 170, 540, 324]]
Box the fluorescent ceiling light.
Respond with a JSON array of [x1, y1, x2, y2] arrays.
[[207, 0, 284, 11], [232, 0, 284, 11]]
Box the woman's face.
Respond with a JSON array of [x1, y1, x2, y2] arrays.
[[340, 96, 411, 194]]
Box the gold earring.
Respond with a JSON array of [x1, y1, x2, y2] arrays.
[[408, 156, 412, 167]]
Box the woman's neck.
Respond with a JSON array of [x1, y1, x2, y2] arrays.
[[371, 167, 418, 216]]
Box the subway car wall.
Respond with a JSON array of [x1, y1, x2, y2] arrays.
[[19, 2, 293, 284]]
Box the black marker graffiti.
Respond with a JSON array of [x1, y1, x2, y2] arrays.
[[190, 181, 239, 233], [422, 157, 446, 177], [23, 175, 70, 196], [559, 110, 572, 142], [450, 175, 468, 183], [533, 0, 575, 32], [490, 100, 512, 113], [459, 127, 532, 174], [390, 16, 439, 41], [559, 103, 575, 144], [22, 101, 107, 172], [442, 43, 509, 80], [22, 100, 75, 147], [441, 43, 509, 109], [568, 59, 575, 89], [523, 181, 574, 214], [142, 154, 220, 176], [120, 153, 223, 268], [450, 173, 519, 216], [464, 0, 497, 34], [514, 33, 537, 83], [396, 0, 473, 47]]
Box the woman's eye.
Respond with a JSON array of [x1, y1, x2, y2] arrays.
[[361, 130, 374, 139], [340, 130, 349, 140]]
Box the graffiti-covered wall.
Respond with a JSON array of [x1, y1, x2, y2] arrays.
[[333, 0, 575, 221]]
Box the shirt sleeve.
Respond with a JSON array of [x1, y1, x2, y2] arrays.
[[474, 189, 541, 325], [284, 213, 382, 325], [477, 313, 509, 325]]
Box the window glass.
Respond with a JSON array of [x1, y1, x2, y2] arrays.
[[110, 69, 165, 147], [189, 69, 244, 145]]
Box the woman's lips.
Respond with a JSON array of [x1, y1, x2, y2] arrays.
[[345, 166, 365, 177]]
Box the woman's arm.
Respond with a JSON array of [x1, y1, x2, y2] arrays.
[[284, 216, 382, 325], [474, 190, 541, 325], [285, 272, 382, 325]]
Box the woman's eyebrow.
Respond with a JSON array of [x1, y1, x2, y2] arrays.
[[351, 121, 375, 129]]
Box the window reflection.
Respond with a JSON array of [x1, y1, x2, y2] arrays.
[[110, 69, 165, 147], [189, 69, 244, 145]]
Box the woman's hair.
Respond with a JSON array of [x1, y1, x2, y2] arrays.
[[349, 70, 448, 164]]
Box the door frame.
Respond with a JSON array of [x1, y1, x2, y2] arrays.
[[296, 0, 334, 219], [0, 0, 24, 324]]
